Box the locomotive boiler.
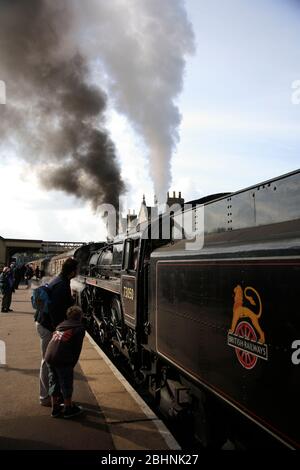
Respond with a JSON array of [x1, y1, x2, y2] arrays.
[[72, 169, 300, 449]]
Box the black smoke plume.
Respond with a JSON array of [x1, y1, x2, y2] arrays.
[[0, 0, 125, 209]]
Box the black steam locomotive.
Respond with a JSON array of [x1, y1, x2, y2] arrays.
[[72, 169, 300, 449]]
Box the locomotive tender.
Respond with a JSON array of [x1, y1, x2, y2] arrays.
[[72, 169, 300, 449]]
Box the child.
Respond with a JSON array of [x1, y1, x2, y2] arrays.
[[45, 305, 85, 418]]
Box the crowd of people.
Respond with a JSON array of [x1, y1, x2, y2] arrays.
[[0, 262, 45, 312], [0, 262, 30, 312], [1, 257, 85, 420]]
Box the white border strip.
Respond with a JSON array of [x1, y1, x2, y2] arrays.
[[86, 332, 181, 450]]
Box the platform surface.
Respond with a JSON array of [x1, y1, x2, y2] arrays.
[[0, 285, 179, 451]]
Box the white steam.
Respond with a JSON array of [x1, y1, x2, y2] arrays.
[[73, 0, 195, 202]]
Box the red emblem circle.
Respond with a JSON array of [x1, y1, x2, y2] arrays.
[[234, 321, 257, 369]]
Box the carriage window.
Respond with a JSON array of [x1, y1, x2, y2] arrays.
[[132, 239, 139, 271], [123, 240, 132, 271], [112, 243, 123, 265], [123, 239, 139, 271]]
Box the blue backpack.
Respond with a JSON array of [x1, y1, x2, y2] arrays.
[[31, 285, 52, 323]]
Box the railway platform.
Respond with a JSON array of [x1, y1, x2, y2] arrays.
[[0, 285, 180, 453]]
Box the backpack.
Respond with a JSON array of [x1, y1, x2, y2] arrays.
[[31, 285, 52, 324]]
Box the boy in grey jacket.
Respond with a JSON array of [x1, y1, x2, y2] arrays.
[[45, 305, 85, 418]]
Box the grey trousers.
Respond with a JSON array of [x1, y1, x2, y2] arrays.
[[1, 290, 12, 311], [36, 322, 53, 401]]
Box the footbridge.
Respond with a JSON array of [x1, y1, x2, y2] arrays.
[[0, 236, 83, 267]]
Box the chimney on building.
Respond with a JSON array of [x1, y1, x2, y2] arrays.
[[166, 190, 184, 208], [127, 211, 138, 231]]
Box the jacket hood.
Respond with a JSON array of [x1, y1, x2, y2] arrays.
[[56, 319, 83, 332]]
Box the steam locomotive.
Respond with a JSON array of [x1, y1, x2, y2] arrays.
[[71, 169, 300, 449]]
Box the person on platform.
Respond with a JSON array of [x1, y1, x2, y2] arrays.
[[0, 266, 14, 312], [35, 266, 40, 280], [9, 263, 16, 292], [45, 305, 85, 418], [13, 265, 22, 290], [35, 257, 78, 406], [24, 264, 34, 289]]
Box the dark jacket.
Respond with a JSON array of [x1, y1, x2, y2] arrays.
[[0, 272, 11, 295], [45, 319, 85, 367], [0, 271, 13, 294], [48, 275, 74, 329], [25, 266, 34, 279]]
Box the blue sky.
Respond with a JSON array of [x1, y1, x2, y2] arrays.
[[0, 0, 299, 240], [173, 0, 300, 196]]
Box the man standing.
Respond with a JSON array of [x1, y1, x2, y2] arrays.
[[24, 264, 34, 289], [0, 267, 14, 312], [35, 257, 78, 406]]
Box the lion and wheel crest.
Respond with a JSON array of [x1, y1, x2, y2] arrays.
[[227, 285, 267, 369]]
